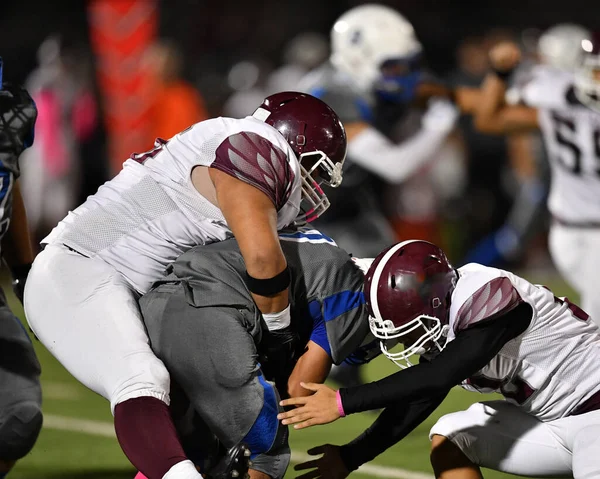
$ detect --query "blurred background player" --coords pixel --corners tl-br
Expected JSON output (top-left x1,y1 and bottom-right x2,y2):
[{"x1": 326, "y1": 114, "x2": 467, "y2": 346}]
[
  {"x1": 300, "y1": 3, "x2": 467, "y2": 260},
  {"x1": 474, "y1": 34, "x2": 600, "y2": 327},
  {"x1": 0, "y1": 81, "x2": 43, "y2": 478},
  {"x1": 464, "y1": 24, "x2": 592, "y2": 267}
]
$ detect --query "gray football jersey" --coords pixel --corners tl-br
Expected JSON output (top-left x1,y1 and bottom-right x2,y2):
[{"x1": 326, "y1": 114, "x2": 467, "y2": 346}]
[{"x1": 158, "y1": 228, "x2": 372, "y2": 365}]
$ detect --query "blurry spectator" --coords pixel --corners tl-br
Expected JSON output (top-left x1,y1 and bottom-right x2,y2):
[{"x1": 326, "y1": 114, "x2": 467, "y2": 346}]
[
  {"x1": 143, "y1": 39, "x2": 209, "y2": 144},
  {"x1": 222, "y1": 58, "x2": 272, "y2": 118},
  {"x1": 266, "y1": 32, "x2": 329, "y2": 93},
  {"x1": 20, "y1": 35, "x2": 100, "y2": 242}
]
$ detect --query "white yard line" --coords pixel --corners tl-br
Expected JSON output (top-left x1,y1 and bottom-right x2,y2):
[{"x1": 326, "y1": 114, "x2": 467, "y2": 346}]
[
  {"x1": 43, "y1": 414, "x2": 434, "y2": 479},
  {"x1": 290, "y1": 451, "x2": 433, "y2": 479},
  {"x1": 42, "y1": 381, "x2": 85, "y2": 401},
  {"x1": 44, "y1": 414, "x2": 115, "y2": 438}
]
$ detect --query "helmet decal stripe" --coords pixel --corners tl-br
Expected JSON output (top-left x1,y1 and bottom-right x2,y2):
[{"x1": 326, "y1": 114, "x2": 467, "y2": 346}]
[
  {"x1": 369, "y1": 239, "x2": 419, "y2": 321},
  {"x1": 252, "y1": 107, "x2": 271, "y2": 122}
]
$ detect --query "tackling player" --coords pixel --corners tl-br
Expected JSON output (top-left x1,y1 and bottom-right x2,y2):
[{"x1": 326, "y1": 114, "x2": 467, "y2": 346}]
[
  {"x1": 277, "y1": 240, "x2": 600, "y2": 479},
  {"x1": 23, "y1": 91, "x2": 347, "y2": 479},
  {"x1": 0, "y1": 83, "x2": 43, "y2": 478},
  {"x1": 472, "y1": 37, "x2": 600, "y2": 327},
  {"x1": 136, "y1": 228, "x2": 377, "y2": 479}
]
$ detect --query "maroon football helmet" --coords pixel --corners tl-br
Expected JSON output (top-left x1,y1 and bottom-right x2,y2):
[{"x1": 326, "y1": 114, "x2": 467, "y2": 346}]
[
  {"x1": 364, "y1": 240, "x2": 458, "y2": 368},
  {"x1": 252, "y1": 91, "x2": 347, "y2": 223},
  {"x1": 575, "y1": 32, "x2": 600, "y2": 110}
]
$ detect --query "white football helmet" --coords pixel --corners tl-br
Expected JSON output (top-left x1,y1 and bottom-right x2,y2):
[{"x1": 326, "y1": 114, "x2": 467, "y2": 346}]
[
  {"x1": 330, "y1": 4, "x2": 422, "y2": 96},
  {"x1": 538, "y1": 23, "x2": 591, "y2": 72}
]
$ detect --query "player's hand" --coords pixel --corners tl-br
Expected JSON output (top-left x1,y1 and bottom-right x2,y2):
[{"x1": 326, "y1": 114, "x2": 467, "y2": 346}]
[
  {"x1": 489, "y1": 42, "x2": 522, "y2": 72},
  {"x1": 422, "y1": 99, "x2": 459, "y2": 133},
  {"x1": 278, "y1": 382, "x2": 340, "y2": 429},
  {"x1": 294, "y1": 444, "x2": 349, "y2": 479},
  {"x1": 0, "y1": 83, "x2": 37, "y2": 155}
]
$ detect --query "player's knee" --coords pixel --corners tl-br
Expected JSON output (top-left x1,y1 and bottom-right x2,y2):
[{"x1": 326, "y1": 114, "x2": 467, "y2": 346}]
[
  {"x1": 430, "y1": 410, "x2": 481, "y2": 471},
  {"x1": 111, "y1": 355, "x2": 171, "y2": 409},
  {"x1": 242, "y1": 375, "x2": 287, "y2": 457},
  {"x1": 0, "y1": 401, "x2": 43, "y2": 461},
  {"x1": 430, "y1": 434, "x2": 477, "y2": 477}
]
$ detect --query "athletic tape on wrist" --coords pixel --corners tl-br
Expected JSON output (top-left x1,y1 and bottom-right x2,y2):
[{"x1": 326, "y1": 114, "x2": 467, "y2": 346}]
[{"x1": 336, "y1": 390, "x2": 346, "y2": 418}]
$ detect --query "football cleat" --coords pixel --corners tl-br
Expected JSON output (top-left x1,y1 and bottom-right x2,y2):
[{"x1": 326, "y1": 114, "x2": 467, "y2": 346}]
[{"x1": 205, "y1": 443, "x2": 252, "y2": 479}]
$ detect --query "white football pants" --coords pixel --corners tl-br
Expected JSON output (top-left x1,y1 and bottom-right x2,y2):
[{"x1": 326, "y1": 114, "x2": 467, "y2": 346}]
[
  {"x1": 430, "y1": 400, "x2": 600, "y2": 478},
  {"x1": 549, "y1": 223, "x2": 600, "y2": 329},
  {"x1": 24, "y1": 243, "x2": 170, "y2": 412}
]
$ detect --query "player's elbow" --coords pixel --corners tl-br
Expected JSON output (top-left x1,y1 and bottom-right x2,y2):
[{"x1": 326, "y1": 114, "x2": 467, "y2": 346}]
[
  {"x1": 287, "y1": 379, "x2": 307, "y2": 399},
  {"x1": 243, "y1": 246, "x2": 287, "y2": 279}
]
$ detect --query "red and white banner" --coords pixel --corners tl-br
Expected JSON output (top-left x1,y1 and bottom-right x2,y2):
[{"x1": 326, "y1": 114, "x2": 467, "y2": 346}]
[{"x1": 87, "y1": 0, "x2": 158, "y2": 174}]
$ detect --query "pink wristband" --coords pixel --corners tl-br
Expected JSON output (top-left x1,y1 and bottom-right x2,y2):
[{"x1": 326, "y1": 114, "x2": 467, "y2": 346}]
[{"x1": 336, "y1": 390, "x2": 346, "y2": 417}]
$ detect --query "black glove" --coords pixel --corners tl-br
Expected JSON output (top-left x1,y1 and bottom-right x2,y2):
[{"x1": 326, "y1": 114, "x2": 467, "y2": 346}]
[
  {"x1": 0, "y1": 83, "x2": 37, "y2": 174},
  {"x1": 10, "y1": 263, "x2": 31, "y2": 304},
  {"x1": 258, "y1": 326, "x2": 303, "y2": 398}
]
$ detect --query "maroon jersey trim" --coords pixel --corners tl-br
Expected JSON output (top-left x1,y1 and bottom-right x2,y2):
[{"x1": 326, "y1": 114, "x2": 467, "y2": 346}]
[
  {"x1": 211, "y1": 131, "x2": 294, "y2": 211},
  {"x1": 455, "y1": 277, "x2": 523, "y2": 333}
]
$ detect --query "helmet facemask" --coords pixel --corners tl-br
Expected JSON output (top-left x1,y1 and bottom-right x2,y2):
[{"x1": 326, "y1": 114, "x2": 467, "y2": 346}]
[
  {"x1": 296, "y1": 150, "x2": 344, "y2": 223},
  {"x1": 369, "y1": 313, "x2": 449, "y2": 369},
  {"x1": 374, "y1": 55, "x2": 422, "y2": 104}
]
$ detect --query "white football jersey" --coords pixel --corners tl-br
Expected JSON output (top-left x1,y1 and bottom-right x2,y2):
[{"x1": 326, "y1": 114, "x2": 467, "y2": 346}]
[
  {"x1": 43, "y1": 116, "x2": 302, "y2": 293},
  {"x1": 518, "y1": 66, "x2": 600, "y2": 223},
  {"x1": 447, "y1": 263, "x2": 600, "y2": 421}
]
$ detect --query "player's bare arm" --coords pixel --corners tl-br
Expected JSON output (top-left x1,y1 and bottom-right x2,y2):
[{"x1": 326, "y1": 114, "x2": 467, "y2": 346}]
[
  {"x1": 452, "y1": 86, "x2": 481, "y2": 114},
  {"x1": 474, "y1": 42, "x2": 539, "y2": 134},
  {"x1": 208, "y1": 167, "x2": 289, "y2": 314},
  {"x1": 416, "y1": 83, "x2": 481, "y2": 114},
  {"x1": 287, "y1": 340, "x2": 332, "y2": 399},
  {"x1": 279, "y1": 298, "x2": 533, "y2": 429}
]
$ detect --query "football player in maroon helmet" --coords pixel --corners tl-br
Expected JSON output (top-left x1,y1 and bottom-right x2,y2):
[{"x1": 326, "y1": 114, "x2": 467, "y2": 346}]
[
  {"x1": 278, "y1": 239, "x2": 600, "y2": 479},
  {"x1": 24, "y1": 91, "x2": 346, "y2": 479}
]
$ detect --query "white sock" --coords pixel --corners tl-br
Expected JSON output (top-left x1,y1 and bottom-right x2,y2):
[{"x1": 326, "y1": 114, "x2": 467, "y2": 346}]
[{"x1": 162, "y1": 460, "x2": 203, "y2": 479}]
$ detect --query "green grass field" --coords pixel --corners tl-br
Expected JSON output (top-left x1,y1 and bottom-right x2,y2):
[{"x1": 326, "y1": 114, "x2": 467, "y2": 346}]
[{"x1": 7, "y1": 272, "x2": 577, "y2": 479}]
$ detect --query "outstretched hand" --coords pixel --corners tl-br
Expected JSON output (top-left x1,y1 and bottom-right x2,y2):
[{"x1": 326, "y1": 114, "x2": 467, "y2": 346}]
[
  {"x1": 278, "y1": 382, "x2": 340, "y2": 429},
  {"x1": 294, "y1": 444, "x2": 350, "y2": 479}
]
